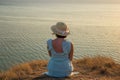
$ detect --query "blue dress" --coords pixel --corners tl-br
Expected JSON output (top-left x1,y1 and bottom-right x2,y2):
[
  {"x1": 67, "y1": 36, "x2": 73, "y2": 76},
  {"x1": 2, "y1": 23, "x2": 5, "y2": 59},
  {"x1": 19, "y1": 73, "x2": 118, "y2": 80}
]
[{"x1": 47, "y1": 39, "x2": 73, "y2": 77}]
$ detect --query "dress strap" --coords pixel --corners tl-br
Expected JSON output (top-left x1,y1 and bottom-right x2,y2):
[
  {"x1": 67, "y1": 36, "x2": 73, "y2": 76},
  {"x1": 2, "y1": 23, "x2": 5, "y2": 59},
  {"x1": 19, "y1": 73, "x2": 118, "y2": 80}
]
[
  {"x1": 47, "y1": 39, "x2": 53, "y2": 51},
  {"x1": 63, "y1": 41, "x2": 71, "y2": 54}
]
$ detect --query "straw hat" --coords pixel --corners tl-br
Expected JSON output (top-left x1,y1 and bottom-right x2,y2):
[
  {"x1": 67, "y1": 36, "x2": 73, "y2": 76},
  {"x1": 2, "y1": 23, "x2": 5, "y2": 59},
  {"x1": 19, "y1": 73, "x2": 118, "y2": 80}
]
[{"x1": 51, "y1": 22, "x2": 70, "y2": 36}]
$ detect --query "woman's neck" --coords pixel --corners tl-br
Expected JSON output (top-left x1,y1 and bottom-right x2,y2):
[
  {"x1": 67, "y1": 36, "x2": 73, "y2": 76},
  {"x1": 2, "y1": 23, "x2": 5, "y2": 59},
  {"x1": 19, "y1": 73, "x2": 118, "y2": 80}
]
[{"x1": 55, "y1": 38, "x2": 65, "y2": 41}]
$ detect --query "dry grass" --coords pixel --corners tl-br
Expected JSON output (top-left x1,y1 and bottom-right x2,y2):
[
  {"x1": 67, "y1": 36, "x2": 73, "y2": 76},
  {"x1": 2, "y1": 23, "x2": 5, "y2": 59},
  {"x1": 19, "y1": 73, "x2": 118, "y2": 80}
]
[
  {"x1": 0, "y1": 56, "x2": 120, "y2": 80},
  {"x1": 73, "y1": 56, "x2": 120, "y2": 80},
  {"x1": 75, "y1": 56, "x2": 120, "y2": 76},
  {"x1": 0, "y1": 60, "x2": 48, "y2": 80}
]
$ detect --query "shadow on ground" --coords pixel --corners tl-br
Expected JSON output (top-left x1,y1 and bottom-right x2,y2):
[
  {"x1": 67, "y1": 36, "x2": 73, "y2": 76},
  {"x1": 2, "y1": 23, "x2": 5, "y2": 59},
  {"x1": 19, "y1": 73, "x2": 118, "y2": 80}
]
[{"x1": 32, "y1": 75, "x2": 70, "y2": 80}]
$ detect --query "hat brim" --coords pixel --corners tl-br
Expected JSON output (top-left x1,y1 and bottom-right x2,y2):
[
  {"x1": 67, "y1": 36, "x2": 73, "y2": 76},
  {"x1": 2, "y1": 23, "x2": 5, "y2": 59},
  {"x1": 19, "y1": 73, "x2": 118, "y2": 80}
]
[{"x1": 51, "y1": 25, "x2": 70, "y2": 36}]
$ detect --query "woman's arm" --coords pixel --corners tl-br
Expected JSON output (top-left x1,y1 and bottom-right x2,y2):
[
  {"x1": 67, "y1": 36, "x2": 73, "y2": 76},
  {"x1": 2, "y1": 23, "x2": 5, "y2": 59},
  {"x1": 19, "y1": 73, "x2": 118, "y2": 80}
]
[
  {"x1": 48, "y1": 51, "x2": 51, "y2": 57},
  {"x1": 69, "y1": 43, "x2": 74, "y2": 61},
  {"x1": 47, "y1": 46, "x2": 51, "y2": 57}
]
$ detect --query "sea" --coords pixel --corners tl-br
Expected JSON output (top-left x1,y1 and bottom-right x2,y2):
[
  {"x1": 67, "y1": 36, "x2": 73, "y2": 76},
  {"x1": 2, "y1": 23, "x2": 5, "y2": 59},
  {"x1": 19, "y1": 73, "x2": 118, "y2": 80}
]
[{"x1": 0, "y1": 3, "x2": 120, "y2": 70}]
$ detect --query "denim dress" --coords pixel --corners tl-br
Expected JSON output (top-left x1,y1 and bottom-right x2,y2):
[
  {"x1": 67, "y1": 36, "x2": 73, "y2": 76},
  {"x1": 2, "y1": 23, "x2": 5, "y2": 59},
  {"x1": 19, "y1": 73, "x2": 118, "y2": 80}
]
[{"x1": 47, "y1": 39, "x2": 73, "y2": 77}]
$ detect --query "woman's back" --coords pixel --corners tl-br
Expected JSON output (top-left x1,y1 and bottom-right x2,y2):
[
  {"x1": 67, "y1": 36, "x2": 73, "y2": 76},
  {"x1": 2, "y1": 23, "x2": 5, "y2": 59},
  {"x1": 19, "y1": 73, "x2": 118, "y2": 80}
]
[
  {"x1": 52, "y1": 38, "x2": 64, "y2": 53},
  {"x1": 47, "y1": 39, "x2": 71, "y2": 58}
]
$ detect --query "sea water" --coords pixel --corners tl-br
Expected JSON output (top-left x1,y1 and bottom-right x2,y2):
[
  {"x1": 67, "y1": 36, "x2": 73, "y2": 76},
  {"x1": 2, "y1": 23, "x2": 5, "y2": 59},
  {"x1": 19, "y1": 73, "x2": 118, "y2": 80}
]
[{"x1": 0, "y1": 3, "x2": 120, "y2": 70}]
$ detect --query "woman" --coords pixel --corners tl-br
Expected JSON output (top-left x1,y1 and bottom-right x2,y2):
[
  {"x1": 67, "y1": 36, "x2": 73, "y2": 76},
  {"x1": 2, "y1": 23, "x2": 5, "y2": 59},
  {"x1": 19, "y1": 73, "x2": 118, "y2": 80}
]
[{"x1": 46, "y1": 22, "x2": 74, "y2": 77}]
